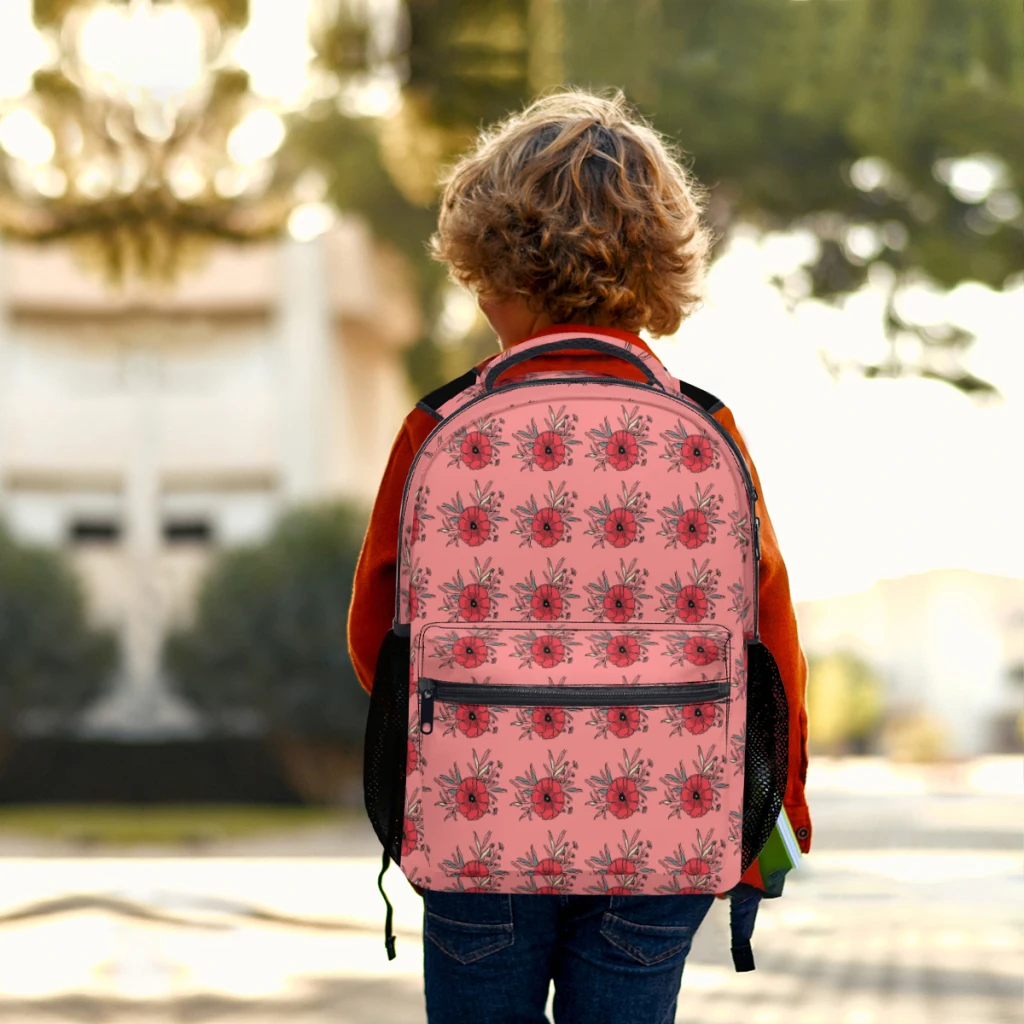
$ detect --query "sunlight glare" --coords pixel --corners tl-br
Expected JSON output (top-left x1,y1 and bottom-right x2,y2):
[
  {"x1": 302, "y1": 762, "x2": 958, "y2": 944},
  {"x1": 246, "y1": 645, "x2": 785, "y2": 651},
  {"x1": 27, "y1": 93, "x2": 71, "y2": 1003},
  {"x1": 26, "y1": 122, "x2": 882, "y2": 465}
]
[
  {"x1": 287, "y1": 202, "x2": 336, "y2": 242},
  {"x1": 0, "y1": 108, "x2": 55, "y2": 164},
  {"x1": 0, "y1": 0, "x2": 52, "y2": 100},
  {"x1": 78, "y1": 3, "x2": 205, "y2": 102},
  {"x1": 227, "y1": 109, "x2": 286, "y2": 165},
  {"x1": 233, "y1": 0, "x2": 316, "y2": 109}
]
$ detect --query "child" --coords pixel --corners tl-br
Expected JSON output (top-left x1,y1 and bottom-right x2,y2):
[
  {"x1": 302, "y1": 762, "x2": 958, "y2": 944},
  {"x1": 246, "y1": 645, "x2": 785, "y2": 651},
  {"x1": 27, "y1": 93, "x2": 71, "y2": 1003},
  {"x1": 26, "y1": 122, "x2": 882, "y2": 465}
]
[{"x1": 349, "y1": 87, "x2": 810, "y2": 1024}]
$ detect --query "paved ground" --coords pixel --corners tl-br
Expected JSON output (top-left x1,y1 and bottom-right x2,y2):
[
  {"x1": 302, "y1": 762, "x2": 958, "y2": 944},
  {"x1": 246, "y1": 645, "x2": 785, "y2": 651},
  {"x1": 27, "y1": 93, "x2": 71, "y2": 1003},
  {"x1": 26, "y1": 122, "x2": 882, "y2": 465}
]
[{"x1": 0, "y1": 758, "x2": 1021, "y2": 1024}]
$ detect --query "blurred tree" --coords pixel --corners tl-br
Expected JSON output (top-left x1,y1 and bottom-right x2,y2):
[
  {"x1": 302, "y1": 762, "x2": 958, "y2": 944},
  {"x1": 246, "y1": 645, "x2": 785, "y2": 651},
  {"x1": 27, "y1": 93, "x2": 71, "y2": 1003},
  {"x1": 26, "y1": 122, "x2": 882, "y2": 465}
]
[
  {"x1": 0, "y1": 525, "x2": 117, "y2": 734},
  {"x1": 806, "y1": 650, "x2": 885, "y2": 755},
  {"x1": 164, "y1": 503, "x2": 369, "y2": 801},
  {"x1": 562, "y1": 0, "x2": 1023, "y2": 398},
  {"x1": 294, "y1": 0, "x2": 1021, "y2": 397}
]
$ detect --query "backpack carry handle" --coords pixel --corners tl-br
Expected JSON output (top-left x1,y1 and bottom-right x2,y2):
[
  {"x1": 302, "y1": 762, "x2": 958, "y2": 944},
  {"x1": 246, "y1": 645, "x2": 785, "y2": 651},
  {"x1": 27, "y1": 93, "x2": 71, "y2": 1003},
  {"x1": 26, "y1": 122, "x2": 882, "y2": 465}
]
[{"x1": 482, "y1": 336, "x2": 667, "y2": 392}]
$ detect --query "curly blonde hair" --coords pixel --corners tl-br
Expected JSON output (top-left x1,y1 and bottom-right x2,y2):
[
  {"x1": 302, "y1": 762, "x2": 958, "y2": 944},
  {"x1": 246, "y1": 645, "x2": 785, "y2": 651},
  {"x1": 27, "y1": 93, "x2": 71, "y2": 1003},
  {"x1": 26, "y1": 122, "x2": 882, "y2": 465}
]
[{"x1": 430, "y1": 88, "x2": 711, "y2": 337}]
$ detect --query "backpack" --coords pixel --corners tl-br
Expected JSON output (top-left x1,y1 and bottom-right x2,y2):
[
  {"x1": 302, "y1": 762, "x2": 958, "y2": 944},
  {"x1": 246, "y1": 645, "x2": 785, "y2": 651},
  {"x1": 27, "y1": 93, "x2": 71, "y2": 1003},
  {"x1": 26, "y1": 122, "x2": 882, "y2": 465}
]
[{"x1": 363, "y1": 332, "x2": 789, "y2": 969}]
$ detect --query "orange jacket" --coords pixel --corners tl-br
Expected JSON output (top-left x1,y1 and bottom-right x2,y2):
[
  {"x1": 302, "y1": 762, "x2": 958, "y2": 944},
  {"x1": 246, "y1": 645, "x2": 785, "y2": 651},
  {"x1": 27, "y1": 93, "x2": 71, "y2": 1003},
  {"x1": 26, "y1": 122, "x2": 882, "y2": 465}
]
[{"x1": 349, "y1": 324, "x2": 812, "y2": 870}]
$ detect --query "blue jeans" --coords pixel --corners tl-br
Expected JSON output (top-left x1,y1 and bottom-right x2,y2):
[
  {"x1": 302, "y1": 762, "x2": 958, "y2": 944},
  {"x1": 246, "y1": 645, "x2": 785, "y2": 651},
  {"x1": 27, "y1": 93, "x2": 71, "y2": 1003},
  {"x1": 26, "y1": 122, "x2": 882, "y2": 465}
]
[{"x1": 422, "y1": 891, "x2": 715, "y2": 1024}]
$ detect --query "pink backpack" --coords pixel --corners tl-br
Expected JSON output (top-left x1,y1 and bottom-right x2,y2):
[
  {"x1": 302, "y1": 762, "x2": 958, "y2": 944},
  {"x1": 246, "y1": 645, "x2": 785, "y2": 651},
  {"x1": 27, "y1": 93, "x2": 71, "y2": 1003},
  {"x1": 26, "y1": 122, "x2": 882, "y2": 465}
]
[{"x1": 364, "y1": 333, "x2": 788, "y2": 968}]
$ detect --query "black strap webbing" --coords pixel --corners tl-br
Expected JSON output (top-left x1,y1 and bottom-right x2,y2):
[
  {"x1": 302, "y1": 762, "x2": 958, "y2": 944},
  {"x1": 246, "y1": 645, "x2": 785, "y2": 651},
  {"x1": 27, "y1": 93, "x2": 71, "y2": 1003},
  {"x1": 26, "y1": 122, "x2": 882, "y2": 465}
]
[
  {"x1": 679, "y1": 379, "x2": 724, "y2": 414},
  {"x1": 417, "y1": 369, "x2": 479, "y2": 421},
  {"x1": 729, "y1": 891, "x2": 761, "y2": 972},
  {"x1": 378, "y1": 848, "x2": 396, "y2": 960}
]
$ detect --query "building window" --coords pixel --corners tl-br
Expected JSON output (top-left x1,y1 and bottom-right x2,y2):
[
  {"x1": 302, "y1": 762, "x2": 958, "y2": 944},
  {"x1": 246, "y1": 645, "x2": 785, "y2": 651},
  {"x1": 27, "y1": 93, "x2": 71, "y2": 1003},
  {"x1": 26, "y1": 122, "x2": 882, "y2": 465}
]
[
  {"x1": 163, "y1": 518, "x2": 214, "y2": 544},
  {"x1": 69, "y1": 518, "x2": 122, "y2": 544}
]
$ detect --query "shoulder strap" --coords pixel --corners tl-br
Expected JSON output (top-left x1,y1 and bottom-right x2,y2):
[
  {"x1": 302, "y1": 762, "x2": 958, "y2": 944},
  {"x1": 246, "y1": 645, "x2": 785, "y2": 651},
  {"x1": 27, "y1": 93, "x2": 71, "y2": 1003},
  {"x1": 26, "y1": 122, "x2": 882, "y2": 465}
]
[
  {"x1": 416, "y1": 369, "x2": 480, "y2": 422},
  {"x1": 679, "y1": 380, "x2": 724, "y2": 415}
]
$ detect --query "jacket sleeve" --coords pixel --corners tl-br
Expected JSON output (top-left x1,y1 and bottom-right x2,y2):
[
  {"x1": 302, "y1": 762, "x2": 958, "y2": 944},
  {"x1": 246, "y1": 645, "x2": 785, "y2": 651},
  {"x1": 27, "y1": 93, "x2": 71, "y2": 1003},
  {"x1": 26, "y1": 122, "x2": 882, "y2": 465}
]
[
  {"x1": 347, "y1": 423, "x2": 417, "y2": 694},
  {"x1": 714, "y1": 406, "x2": 812, "y2": 854}
]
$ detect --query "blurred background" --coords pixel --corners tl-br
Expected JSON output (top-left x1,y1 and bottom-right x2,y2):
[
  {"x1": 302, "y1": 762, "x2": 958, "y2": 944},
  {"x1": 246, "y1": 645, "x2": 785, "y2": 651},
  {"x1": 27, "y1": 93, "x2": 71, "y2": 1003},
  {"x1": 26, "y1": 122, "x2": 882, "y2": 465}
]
[{"x1": 0, "y1": 1, "x2": 1021, "y2": 1021}]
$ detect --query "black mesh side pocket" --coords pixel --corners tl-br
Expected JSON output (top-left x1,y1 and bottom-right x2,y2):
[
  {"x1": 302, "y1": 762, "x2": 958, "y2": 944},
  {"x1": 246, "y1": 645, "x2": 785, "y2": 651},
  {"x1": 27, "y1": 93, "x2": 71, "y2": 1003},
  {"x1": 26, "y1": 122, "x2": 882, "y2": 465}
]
[
  {"x1": 363, "y1": 629, "x2": 411, "y2": 864},
  {"x1": 740, "y1": 640, "x2": 789, "y2": 873}
]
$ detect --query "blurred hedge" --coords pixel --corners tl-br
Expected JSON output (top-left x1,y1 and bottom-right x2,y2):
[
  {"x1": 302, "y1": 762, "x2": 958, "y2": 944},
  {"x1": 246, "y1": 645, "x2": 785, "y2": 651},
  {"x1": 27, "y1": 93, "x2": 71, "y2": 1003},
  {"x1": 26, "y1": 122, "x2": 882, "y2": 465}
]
[
  {"x1": 164, "y1": 503, "x2": 370, "y2": 748},
  {"x1": 0, "y1": 524, "x2": 116, "y2": 734}
]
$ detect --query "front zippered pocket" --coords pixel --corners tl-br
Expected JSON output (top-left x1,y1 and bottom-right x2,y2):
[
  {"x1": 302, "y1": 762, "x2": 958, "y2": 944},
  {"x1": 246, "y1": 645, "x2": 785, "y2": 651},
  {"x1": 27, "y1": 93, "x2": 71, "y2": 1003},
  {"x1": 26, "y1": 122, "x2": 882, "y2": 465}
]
[
  {"x1": 403, "y1": 620, "x2": 743, "y2": 897},
  {"x1": 418, "y1": 678, "x2": 731, "y2": 733}
]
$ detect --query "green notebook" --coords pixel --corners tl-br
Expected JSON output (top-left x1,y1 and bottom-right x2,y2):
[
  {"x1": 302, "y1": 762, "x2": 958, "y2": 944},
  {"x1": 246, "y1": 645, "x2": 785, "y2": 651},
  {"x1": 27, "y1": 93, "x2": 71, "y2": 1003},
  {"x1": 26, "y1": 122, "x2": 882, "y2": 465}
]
[{"x1": 757, "y1": 806, "x2": 803, "y2": 880}]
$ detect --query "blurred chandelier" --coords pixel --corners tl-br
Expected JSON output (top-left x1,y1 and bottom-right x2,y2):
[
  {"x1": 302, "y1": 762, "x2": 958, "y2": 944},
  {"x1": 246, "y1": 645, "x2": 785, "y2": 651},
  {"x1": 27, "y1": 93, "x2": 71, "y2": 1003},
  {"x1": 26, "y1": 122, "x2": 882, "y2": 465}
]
[{"x1": 0, "y1": 0, "x2": 406, "y2": 280}]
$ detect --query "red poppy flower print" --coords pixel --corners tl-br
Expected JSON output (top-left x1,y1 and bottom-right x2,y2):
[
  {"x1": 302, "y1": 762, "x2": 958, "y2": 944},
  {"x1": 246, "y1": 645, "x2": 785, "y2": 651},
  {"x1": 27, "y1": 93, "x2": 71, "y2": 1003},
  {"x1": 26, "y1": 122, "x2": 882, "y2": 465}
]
[
  {"x1": 683, "y1": 857, "x2": 711, "y2": 877},
  {"x1": 681, "y1": 774, "x2": 713, "y2": 817},
  {"x1": 459, "y1": 860, "x2": 489, "y2": 880},
  {"x1": 606, "y1": 777, "x2": 640, "y2": 818},
  {"x1": 531, "y1": 584, "x2": 563, "y2": 620},
  {"x1": 458, "y1": 506, "x2": 491, "y2": 546},
  {"x1": 606, "y1": 430, "x2": 639, "y2": 471},
  {"x1": 458, "y1": 584, "x2": 491, "y2": 622},
  {"x1": 682, "y1": 703, "x2": 717, "y2": 735},
  {"x1": 607, "y1": 707, "x2": 641, "y2": 739},
  {"x1": 604, "y1": 507, "x2": 637, "y2": 548},
  {"x1": 606, "y1": 635, "x2": 640, "y2": 667},
  {"x1": 603, "y1": 585, "x2": 636, "y2": 623},
  {"x1": 684, "y1": 636, "x2": 718, "y2": 666},
  {"x1": 401, "y1": 816, "x2": 418, "y2": 857},
  {"x1": 453, "y1": 636, "x2": 488, "y2": 669},
  {"x1": 678, "y1": 509, "x2": 709, "y2": 549},
  {"x1": 407, "y1": 738, "x2": 418, "y2": 774},
  {"x1": 532, "y1": 507, "x2": 565, "y2": 548},
  {"x1": 531, "y1": 777, "x2": 566, "y2": 819},
  {"x1": 531, "y1": 635, "x2": 565, "y2": 668},
  {"x1": 607, "y1": 858, "x2": 636, "y2": 876},
  {"x1": 675, "y1": 586, "x2": 708, "y2": 623},
  {"x1": 606, "y1": 886, "x2": 633, "y2": 895},
  {"x1": 411, "y1": 511, "x2": 421, "y2": 544},
  {"x1": 457, "y1": 777, "x2": 489, "y2": 820},
  {"x1": 536, "y1": 886, "x2": 560, "y2": 894},
  {"x1": 461, "y1": 431, "x2": 492, "y2": 470},
  {"x1": 456, "y1": 705, "x2": 490, "y2": 738},
  {"x1": 681, "y1": 434, "x2": 713, "y2": 472},
  {"x1": 408, "y1": 586, "x2": 420, "y2": 619},
  {"x1": 533, "y1": 431, "x2": 565, "y2": 471},
  {"x1": 534, "y1": 858, "x2": 563, "y2": 877},
  {"x1": 676, "y1": 886, "x2": 705, "y2": 895},
  {"x1": 531, "y1": 707, "x2": 566, "y2": 740}
]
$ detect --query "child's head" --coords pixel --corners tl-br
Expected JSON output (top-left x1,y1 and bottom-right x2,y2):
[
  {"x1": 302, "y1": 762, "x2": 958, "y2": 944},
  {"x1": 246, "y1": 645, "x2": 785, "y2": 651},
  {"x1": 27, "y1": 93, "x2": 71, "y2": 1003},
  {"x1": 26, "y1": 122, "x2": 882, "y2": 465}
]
[{"x1": 431, "y1": 87, "x2": 711, "y2": 342}]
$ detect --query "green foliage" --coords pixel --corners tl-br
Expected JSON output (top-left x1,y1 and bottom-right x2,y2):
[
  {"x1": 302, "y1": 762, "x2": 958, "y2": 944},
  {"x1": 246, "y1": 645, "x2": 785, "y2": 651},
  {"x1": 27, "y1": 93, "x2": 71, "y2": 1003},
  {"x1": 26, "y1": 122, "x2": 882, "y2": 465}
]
[
  {"x1": 164, "y1": 504, "x2": 370, "y2": 744},
  {"x1": 293, "y1": 0, "x2": 1021, "y2": 397},
  {"x1": 0, "y1": 525, "x2": 116, "y2": 731},
  {"x1": 564, "y1": 0, "x2": 1023, "y2": 293},
  {"x1": 806, "y1": 650, "x2": 885, "y2": 755}
]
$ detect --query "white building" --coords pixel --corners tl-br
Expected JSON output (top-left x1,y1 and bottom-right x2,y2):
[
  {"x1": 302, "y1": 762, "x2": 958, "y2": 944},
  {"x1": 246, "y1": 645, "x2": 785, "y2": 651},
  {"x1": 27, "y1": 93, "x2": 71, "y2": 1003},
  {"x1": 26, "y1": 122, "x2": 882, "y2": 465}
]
[
  {"x1": 795, "y1": 569, "x2": 1024, "y2": 757},
  {"x1": 0, "y1": 221, "x2": 418, "y2": 737}
]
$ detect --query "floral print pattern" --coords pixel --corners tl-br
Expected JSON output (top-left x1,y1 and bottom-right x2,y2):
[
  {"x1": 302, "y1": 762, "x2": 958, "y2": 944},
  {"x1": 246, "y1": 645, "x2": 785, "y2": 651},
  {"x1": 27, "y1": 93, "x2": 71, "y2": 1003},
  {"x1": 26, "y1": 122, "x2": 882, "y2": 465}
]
[
  {"x1": 397, "y1": 346, "x2": 758, "y2": 895},
  {"x1": 513, "y1": 829, "x2": 579, "y2": 892},
  {"x1": 510, "y1": 481, "x2": 579, "y2": 548},
  {"x1": 511, "y1": 558, "x2": 579, "y2": 621},
  {"x1": 510, "y1": 749, "x2": 581, "y2": 821},
  {"x1": 444, "y1": 415, "x2": 508, "y2": 470},
  {"x1": 583, "y1": 558, "x2": 650, "y2": 623},
  {"x1": 584, "y1": 481, "x2": 652, "y2": 549},
  {"x1": 440, "y1": 830, "x2": 507, "y2": 891},
  {"x1": 437, "y1": 481, "x2": 506, "y2": 548},
  {"x1": 513, "y1": 405, "x2": 581, "y2": 472},
  {"x1": 657, "y1": 483, "x2": 725, "y2": 550},
  {"x1": 585, "y1": 405, "x2": 655, "y2": 472}
]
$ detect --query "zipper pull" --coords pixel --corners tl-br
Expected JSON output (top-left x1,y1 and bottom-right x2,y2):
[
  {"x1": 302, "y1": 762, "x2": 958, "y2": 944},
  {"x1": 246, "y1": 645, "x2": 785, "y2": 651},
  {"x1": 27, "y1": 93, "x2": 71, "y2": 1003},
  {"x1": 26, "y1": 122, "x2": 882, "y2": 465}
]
[
  {"x1": 419, "y1": 679, "x2": 435, "y2": 734},
  {"x1": 753, "y1": 516, "x2": 761, "y2": 562}
]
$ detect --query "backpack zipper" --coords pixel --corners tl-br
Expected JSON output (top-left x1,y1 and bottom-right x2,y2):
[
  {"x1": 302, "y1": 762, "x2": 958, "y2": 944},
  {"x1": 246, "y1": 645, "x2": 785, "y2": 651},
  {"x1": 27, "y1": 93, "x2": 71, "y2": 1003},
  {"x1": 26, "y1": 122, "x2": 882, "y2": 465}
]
[{"x1": 418, "y1": 678, "x2": 730, "y2": 733}]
